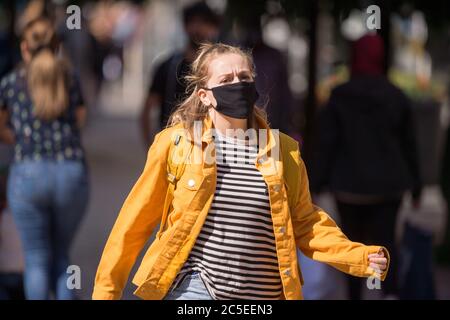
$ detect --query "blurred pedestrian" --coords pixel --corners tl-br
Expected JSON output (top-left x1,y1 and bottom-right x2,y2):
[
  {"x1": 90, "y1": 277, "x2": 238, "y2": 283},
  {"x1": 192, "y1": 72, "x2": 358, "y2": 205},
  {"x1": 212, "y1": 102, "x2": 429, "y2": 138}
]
[
  {"x1": 140, "y1": 1, "x2": 221, "y2": 147},
  {"x1": 93, "y1": 43, "x2": 389, "y2": 300},
  {"x1": 310, "y1": 34, "x2": 422, "y2": 300},
  {"x1": 0, "y1": 17, "x2": 89, "y2": 300}
]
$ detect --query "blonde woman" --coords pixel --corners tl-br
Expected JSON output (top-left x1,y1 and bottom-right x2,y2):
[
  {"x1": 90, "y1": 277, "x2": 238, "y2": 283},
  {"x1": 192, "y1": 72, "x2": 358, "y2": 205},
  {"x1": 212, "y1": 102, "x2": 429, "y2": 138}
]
[
  {"x1": 93, "y1": 43, "x2": 388, "y2": 300},
  {"x1": 0, "y1": 17, "x2": 88, "y2": 299}
]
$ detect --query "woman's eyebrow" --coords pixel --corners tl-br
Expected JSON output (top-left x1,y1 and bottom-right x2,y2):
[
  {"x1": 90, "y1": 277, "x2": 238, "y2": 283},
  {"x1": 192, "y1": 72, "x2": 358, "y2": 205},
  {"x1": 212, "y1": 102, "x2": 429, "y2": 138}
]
[
  {"x1": 218, "y1": 70, "x2": 252, "y2": 79},
  {"x1": 238, "y1": 70, "x2": 252, "y2": 76}
]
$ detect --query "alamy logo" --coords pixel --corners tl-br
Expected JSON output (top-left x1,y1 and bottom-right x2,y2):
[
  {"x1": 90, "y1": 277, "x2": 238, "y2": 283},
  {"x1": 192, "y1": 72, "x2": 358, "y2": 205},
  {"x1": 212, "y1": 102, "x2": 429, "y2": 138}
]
[
  {"x1": 169, "y1": 121, "x2": 280, "y2": 174},
  {"x1": 366, "y1": 5, "x2": 381, "y2": 30},
  {"x1": 66, "y1": 5, "x2": 81, "y2": 30},
  {"x1": 366, "y1": 264, "x2": 382, "y2": 290},
  {"x1": 66, "y1": 265, "x2": 81, "y2": 290}
]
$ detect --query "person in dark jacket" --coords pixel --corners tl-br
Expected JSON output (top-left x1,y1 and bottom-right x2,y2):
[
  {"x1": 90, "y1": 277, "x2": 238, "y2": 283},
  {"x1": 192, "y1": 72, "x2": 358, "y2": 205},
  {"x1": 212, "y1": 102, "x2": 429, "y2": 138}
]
[
  {"x1": 140, "y1": 1, "x2": 221, "y2": 148},
  {"x1": 310, "y1": 34, "x2": 422, "y2": 300}
]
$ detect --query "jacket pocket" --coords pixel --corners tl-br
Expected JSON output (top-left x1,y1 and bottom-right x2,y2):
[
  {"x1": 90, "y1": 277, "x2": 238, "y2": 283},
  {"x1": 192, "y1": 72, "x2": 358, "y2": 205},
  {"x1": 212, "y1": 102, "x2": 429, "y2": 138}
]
[
  {"x1": 158, "y1": 171, "x2": 203, "y2": 238},
  {"x1": 172, "y1": 171, "x2": 204, "y2": 213}
]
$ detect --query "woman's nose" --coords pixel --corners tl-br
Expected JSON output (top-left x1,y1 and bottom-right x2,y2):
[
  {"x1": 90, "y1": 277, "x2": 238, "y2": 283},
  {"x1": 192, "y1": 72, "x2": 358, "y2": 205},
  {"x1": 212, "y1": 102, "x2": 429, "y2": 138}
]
[{"x1": 231, "y1": 76, "x2": 240, "y2": 84}]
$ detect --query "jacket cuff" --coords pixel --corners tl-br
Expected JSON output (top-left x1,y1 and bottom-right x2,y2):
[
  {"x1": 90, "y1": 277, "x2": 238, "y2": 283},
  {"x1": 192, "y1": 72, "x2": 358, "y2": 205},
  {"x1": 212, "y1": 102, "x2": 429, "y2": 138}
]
[{"x1": 364, "y1": 245, "x2": 390, "y2": 281}]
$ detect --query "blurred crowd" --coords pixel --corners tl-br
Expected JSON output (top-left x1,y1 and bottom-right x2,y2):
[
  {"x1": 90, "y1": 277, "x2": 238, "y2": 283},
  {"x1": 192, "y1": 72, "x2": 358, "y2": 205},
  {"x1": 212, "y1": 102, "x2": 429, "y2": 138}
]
[{"x1": 0, "y1": 0, "x2": 450, "y2": 300}]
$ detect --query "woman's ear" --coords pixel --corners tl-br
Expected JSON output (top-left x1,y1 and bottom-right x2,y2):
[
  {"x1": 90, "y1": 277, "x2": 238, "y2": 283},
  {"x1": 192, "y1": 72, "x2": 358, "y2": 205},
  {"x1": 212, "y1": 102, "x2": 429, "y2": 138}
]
[{"x1": 197, "y1": 88, "x2": 211, "y2": 106}]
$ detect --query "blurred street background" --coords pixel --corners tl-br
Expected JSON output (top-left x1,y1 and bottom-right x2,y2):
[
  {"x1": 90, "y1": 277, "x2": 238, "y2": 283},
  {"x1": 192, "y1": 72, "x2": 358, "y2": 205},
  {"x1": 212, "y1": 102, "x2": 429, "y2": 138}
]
[{"x1": 1, "y1": 0, "x2": 450, "y2": 300}]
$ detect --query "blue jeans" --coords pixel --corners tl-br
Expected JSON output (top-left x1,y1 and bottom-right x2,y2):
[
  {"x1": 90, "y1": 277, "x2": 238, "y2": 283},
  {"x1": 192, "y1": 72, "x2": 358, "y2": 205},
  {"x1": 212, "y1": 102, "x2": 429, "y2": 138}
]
[
  {"x1": 7, "y1": 160, "x2": 89, "y2": 300},
  {"x1": 163, "y1": 271, "x2": 213, "y2": 300}
]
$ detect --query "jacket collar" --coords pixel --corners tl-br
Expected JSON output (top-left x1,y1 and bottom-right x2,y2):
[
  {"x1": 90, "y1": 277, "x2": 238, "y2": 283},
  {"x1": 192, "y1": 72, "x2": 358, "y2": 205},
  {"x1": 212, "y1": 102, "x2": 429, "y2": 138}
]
[
  {"x1": 182, "y1": 113, "x2": 282, "y2": 178},
  {"x1": 184, "y1": 113, "x2": 276, "y2": 151}
]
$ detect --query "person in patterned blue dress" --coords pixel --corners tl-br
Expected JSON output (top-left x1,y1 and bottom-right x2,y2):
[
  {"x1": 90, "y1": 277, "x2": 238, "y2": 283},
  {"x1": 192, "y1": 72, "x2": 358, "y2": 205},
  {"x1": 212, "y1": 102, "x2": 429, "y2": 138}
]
[{"x1": 0, "y1": 17, "x2": 89, "y2": 300}]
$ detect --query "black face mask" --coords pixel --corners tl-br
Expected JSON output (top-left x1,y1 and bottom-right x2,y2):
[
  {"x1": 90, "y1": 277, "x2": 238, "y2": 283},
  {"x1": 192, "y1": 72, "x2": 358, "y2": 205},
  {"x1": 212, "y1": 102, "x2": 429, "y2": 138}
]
[{"x1": 204, "y1": 81, "x2": 259, "y2": 119}]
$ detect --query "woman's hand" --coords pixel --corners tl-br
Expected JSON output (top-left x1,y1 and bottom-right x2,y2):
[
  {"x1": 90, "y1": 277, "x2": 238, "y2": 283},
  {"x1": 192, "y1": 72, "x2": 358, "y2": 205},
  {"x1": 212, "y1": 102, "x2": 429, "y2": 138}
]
[{"x1": 368, "y1": 248, "x2": 387, "y2": 274}]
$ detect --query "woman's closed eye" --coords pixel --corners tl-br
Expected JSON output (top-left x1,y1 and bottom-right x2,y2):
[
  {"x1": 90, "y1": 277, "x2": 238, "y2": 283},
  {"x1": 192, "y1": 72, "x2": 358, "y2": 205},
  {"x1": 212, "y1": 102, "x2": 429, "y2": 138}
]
[
  {"x1": 220, "y1": 77, "x2": 232, "y2": 84},
  {"x1": 239, "y1": 74, "x2": 252, "y2": 82}
]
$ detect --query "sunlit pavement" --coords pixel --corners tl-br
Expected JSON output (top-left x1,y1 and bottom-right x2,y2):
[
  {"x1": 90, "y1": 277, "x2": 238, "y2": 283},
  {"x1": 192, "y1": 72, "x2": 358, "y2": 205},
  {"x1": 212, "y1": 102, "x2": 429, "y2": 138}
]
[{"x1": 72, "y1": 113, "x2": 148, "y2": 299}]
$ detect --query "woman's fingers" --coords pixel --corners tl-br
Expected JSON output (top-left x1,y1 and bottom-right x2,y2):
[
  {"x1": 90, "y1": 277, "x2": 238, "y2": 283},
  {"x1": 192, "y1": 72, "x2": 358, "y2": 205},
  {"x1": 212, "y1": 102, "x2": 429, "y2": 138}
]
[
  {"x1": 369, "y1": 257, "x2": 387, "y2": 264},
  {"x1": 369, "y1": 262, "x2": 387, "y2": 271},
  {"x1": 368, "y1": 251, "x2": 385, "y2": 258},
  {"x1": 368, "y1": 250, "x2": 388, "y2": 274}
]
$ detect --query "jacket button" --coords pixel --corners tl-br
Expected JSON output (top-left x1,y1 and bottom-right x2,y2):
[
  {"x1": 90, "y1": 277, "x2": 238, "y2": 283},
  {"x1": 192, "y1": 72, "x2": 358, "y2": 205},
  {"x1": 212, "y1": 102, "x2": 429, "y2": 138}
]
[
  {"x1": 284, "y1": 269, "x2": 291, "y2": 276},
  {"x1": 257, "y1": 158, "x2": 265, "y2": 165},
  {"x1": 279, "y1": 226, "x2": 286, "y2": 234},
  {"x1": 272, "y1": 184, "x2": 281, "y2": 192},
  {"x1": 187, "y1": 179, "x2": 196, "y2": 187}
]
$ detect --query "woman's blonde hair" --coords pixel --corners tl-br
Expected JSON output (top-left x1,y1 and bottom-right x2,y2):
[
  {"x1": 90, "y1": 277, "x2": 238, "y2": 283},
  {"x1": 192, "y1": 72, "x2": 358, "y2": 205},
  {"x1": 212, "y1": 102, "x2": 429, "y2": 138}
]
[
  {"x1": 23, "y1": 17, "x2": 70, "y2": 121},
  {"x1": 167, "y1": 42, "x2": 268, "y2": 129}
]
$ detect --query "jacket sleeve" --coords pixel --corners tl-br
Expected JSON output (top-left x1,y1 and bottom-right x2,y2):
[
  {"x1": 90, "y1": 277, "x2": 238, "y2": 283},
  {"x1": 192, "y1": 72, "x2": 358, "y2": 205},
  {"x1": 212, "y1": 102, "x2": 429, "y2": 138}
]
[
  {"x1": 291, "y1": 149, "x2": 390, "y2": 280},
  {"x1": 92, "y1": 131, "x2": 170, "y2": 299}
]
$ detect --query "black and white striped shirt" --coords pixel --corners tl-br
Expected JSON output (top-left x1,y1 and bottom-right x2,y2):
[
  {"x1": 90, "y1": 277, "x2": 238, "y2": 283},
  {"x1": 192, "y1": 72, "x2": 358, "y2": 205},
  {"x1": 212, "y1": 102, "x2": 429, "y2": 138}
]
[{"x1": 172, "y1": 130, "x2": 283, "y2": 300}]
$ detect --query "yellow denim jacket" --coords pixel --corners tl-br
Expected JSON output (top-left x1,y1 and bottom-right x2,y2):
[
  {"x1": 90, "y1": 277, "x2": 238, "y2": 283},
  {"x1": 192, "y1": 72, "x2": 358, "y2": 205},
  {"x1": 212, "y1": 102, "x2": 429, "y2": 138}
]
[{"x1": 92, "y1": 113, "x2": 389, "y2": 300}]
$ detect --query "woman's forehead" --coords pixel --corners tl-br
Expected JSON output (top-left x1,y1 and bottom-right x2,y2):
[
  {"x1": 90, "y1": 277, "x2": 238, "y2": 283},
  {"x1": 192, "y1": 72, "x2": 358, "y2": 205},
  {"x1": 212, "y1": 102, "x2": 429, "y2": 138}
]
[{"x1": 209, "y1": 53, "x2": 250, "y2": 76}]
